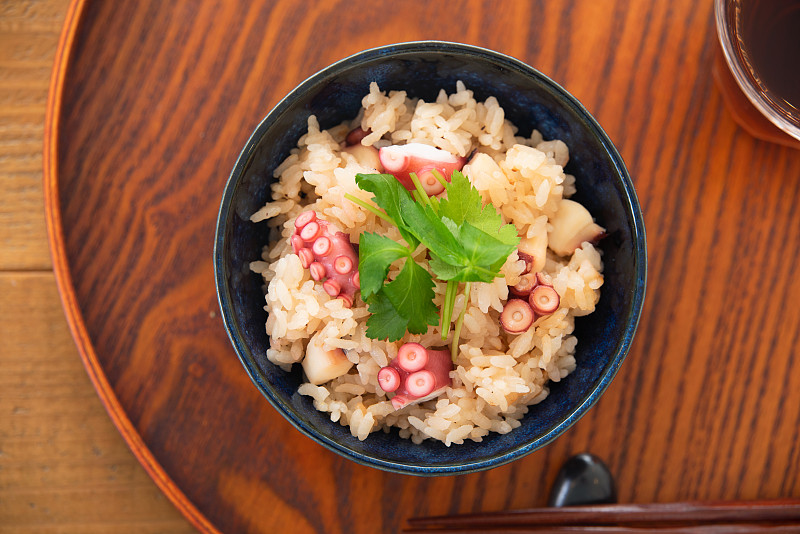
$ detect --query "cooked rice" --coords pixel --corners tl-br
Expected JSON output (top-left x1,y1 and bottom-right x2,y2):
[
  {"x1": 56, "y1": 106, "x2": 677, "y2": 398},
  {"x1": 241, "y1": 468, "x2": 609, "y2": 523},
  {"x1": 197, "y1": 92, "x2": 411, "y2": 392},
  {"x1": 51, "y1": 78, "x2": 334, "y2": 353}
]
[{"x1": 251, "y1": 81, "x2": 603, "y2": 445}]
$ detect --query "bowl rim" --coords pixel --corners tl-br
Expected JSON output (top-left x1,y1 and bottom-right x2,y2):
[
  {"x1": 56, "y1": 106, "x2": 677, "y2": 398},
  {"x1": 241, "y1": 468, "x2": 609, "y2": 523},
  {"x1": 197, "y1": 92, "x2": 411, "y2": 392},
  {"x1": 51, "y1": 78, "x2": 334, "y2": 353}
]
[{"x1": 214, "y1": 40, "x2": 647, "y2": 475}]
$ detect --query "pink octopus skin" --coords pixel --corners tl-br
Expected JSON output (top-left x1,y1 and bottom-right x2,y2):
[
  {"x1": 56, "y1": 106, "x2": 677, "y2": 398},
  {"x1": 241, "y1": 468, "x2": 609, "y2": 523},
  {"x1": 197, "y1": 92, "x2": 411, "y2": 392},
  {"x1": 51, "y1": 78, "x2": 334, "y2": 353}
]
[
  {"x1": 501, "y1": 272, "x2": 561, "y2": 334},
  {"x1": 377, "y1": 342, "x2": 453, "y2": 410},
  {"x1": 378, "y1": 143, "x2": 467, "y2": 196},
  {"x1": 291, "y1": 210, "x2": 360, "y2": 308}
]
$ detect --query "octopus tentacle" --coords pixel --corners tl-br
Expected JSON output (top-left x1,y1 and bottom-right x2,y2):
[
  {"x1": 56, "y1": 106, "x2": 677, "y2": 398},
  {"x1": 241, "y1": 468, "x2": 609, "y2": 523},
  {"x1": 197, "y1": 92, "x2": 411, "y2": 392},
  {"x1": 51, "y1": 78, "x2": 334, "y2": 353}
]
[
  {"x1": 378, "y1": 343, "x2": 453, "y2": 410},
  {"x1": 292, "y1": 211, "x2": 359, "y2": 307}
]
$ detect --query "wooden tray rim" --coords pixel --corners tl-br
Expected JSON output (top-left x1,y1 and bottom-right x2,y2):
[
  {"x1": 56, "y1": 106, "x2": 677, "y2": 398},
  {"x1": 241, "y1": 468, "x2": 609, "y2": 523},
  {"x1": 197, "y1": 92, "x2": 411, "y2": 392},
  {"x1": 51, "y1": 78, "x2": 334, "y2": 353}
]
[
  {"x1": 40, "y1": 3, "x2": 800, "y2": 530},
  {"x1": 42, "y1": 1, "x2": 219, "y2": 532}
]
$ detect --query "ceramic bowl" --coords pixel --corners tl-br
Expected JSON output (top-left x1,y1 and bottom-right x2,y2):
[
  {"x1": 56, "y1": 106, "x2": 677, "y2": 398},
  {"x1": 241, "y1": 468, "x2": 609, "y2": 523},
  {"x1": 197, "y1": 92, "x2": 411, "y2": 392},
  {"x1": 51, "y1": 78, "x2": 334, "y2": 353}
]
[{"x1": 214, "y1": 41, "x2": 646, "y2": 475}]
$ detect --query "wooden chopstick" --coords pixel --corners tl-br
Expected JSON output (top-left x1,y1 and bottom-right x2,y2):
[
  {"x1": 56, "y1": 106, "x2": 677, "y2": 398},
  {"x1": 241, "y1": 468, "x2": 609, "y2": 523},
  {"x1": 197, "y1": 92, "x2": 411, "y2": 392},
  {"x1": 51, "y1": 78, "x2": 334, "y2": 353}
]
[
  {"x1": 403, "y1": 525, "x2": 800, "y2": 533},
  {"x1": 405, "y1": 500, "x2": 800, "y2": 531}
]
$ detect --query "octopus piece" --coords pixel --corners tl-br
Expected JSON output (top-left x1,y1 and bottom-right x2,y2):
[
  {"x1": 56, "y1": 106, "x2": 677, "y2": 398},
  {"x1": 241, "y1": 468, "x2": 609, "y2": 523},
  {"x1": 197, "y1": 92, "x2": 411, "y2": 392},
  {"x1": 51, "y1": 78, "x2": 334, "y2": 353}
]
[
  {"x1": 378, "y1": 143, "x2": 467, "y2": 196},
  {"x1": 516, "y1": 251, "x2": 535, "y2": 274},
  {"x1": 509, "y1": 271, "x2": 537, "y2": 297},
  {"x1": 291, "y1": 210, "x2": 360, "y2": 307},
  {"x1": 501, "y1": 272, "x2": 561, "y2": 334},
  {"x1": 341, "y1": 143, "x2": 383, "y2": 172},
  {"x1": 518, "y1": 231, "x2": 548, "y2": 273},
  {"x1": 302, "y1": 332, "x2": 354, "y2": 385},
  {"x1": 341, "y1": 127, "x2": 383, "y2": 171},
  {"x1": 500, "y1": 299, "x2": 535, "y2": 333},
  {"x1": 377, "y1": 343, "x2": 453, "y2": 410},
  {"x1": 548, "y1": 199, "x2": 606, "y2": 257},
  {"x1": 529, "y1": 282, "x2": 560, "y2": 315},
  {"x1": 509, "y1": 254, "x2": 546, "y2": 297}
]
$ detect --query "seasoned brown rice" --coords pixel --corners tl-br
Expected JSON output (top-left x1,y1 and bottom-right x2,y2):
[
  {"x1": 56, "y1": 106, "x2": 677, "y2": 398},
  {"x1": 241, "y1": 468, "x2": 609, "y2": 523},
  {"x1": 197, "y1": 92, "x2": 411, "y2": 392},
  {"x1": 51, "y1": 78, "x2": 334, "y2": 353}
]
[{"x1": 251, "y1": 82, "x2": 603, "y2": 445}]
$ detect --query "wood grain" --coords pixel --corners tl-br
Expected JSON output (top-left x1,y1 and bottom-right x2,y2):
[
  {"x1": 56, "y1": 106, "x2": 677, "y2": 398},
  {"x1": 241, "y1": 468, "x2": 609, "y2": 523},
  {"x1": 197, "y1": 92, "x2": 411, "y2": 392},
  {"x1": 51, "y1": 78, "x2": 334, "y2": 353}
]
[
  {"x1": 0, "y1": 273, "x2": 194, "y2": 533},
  {"x1": 0, "y1": 0, "x2": 195, "y2": 531},
  {"x1": 0, "y1": 0, "x2": 66, "y2": 270},
  {"x1": 43, "y1": 0, "x2": 800, "y2": 533}
]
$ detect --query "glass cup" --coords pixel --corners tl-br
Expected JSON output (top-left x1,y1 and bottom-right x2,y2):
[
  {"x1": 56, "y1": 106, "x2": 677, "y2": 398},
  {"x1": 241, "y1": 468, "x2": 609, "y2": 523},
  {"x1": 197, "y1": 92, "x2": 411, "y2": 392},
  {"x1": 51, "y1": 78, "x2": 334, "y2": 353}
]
[{"x1": 714, "y1": 0, "x2": 800, "y2": 143}]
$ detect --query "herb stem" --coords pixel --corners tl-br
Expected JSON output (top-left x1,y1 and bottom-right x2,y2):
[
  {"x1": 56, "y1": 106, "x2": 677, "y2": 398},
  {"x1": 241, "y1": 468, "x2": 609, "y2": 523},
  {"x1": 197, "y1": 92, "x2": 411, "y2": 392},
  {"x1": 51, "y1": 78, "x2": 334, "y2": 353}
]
[
  {"x1": 440, "y1": 280, "x2": 459, "y2": 340},
  {"x1": 409, "y1": 172, "x2": 433, "y2": 209},
  {"x1": 344, "y1": 193, "x2": 396, "y2": 225},
  {"x1": 431, "y1": 168, "x2": 448, "y2": 188},
  {"x1": 450, "y1": 282, "x2": 471, "y2": 362},
  {"x1": 439, "y1": 292, "x2": 447, "y2": 338}
]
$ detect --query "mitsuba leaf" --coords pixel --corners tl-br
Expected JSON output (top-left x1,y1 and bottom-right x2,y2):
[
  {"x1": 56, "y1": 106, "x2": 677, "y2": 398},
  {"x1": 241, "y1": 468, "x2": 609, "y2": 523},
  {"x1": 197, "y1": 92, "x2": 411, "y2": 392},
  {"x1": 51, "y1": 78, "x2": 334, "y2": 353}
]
[
  {"x1": 355, "y1": 173, "x2": 419, "y2": 248},
  {"x1": 439, "y1": 170, "x2": 520, "y2": 248},
  {"x1": 358, "y1": 232, "x2": 410, "y2": 298},
  {"x1": 428, "y1": 223, "x2": 516, "y2": 283},
  {"x1": 428, "y1": 254, "x2": 466, "y2": 281},
  {"x1": 463, "y1": 201, "x2": 519, "y2": 247},
  {"x1": 355, "y1": 166, "x2": 521, "y2": 344},
  {"x1": 457, "y1": 221, "x2": 518, "y2": 271},
  {"x1": 494, "y1": 222, "x2": 520, "y2": 247},
  {"x1": 382, "y1": 259, "x2": 439, "y2": 334},
  {"x1": 398, "y1": 195, "x2": 466, "y2": 266},
  {"x1": 364, "y1": 291, "x2": 409, "y2": 342},
  {"x1": 437, "y1": 171, "x2": 483, "y2": 226}
]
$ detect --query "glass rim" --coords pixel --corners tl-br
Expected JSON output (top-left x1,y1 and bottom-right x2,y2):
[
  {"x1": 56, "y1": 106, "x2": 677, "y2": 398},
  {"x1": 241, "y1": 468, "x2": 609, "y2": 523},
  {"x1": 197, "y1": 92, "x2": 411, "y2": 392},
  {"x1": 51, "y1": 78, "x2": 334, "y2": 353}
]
[{"x1": 714, "y1": 0, "x2": 800, "y2": 141}]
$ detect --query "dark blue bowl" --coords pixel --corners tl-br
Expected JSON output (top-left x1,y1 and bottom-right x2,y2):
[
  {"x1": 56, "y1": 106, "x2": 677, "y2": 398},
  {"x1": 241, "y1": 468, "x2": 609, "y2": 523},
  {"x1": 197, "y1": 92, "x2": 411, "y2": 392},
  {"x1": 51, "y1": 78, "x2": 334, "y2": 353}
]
[{"x1": 214, "y1": 41, "x2": 646, "y2": 475}]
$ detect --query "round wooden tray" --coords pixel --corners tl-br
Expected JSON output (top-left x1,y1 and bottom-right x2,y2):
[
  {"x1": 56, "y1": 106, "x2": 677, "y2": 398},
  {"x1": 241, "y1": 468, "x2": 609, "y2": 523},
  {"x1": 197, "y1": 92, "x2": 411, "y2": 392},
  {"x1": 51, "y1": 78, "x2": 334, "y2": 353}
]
[{"x1": 44, "y1": 1, "x2": 800, "y2": 532}]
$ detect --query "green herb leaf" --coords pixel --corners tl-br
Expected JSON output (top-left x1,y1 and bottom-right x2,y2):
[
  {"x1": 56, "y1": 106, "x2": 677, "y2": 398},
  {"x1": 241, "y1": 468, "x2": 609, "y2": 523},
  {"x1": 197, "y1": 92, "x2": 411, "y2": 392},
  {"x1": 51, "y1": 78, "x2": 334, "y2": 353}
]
[
  {"x1": 469, "y1": 209, "x2": 519, "y2": 248},
  {"x1": 355, "y1": 166, "x2": 521, "y2": 353},
  {"x1": 364, "y1": 291, "x2": 409, "y2": 342},
  {"x1": 437, "y1": 171, "x2": 483, "y2": 226},
  {"x1": 457, "y1": 221, "x2": 518, "y2": 275},
  {"x1": 428, "y1": 254, "x2": 464, "y2": 280},
  {"x1": 399, "y1": 195, "x2": 467, "y2": 266},
  {"x1": 440, "y1": 170, "x2": 519, "y2": 248},
  {"x1": 355, "y1": 173, "x2": 419, "y2": 248},
  {"x1": 424, "y1": 223, "x2": 516, "y2": 283},
  {"x1": 362, "y1": 259, "x2": 439, "y2": 341},
  {"x1": 429, "y1": 255, "x2": 496, "y2": 283},
  {"x1": 358, "y1": 232, "x2": 410, "y2": 298},
  {"x1": 495, "y1": 223, "x2": 521, "y2": 247},
  {"x1": 382, "y1": 259, "x2": 439, "y2": 335}
]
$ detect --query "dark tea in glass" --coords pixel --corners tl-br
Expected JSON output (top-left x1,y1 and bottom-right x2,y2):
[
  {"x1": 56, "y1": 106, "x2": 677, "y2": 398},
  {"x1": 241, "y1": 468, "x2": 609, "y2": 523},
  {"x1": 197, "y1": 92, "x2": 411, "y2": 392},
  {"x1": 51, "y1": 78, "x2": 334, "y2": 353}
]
[{"x1": 716, "y1": 0, "x2": 800, "y2": 140}]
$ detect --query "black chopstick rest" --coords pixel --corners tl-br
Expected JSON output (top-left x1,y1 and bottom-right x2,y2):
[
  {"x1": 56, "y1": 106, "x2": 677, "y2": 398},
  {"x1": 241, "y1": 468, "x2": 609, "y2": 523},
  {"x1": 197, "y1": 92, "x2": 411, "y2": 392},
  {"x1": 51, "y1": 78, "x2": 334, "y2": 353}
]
[{"x1": 548, "y1": 453, "x2": 617, "y2": 507}]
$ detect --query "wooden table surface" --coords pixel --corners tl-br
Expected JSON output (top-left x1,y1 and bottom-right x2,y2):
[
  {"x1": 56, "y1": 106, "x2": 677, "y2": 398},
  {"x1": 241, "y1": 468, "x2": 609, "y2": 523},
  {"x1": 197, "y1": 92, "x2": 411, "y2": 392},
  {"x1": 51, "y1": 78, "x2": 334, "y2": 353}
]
[
  {"x1": 4, "y1": 0, "x2": 800, "y2": 533},
  {"x1": 1, "y1": 1, "x2": 194, "y2": 531}
]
